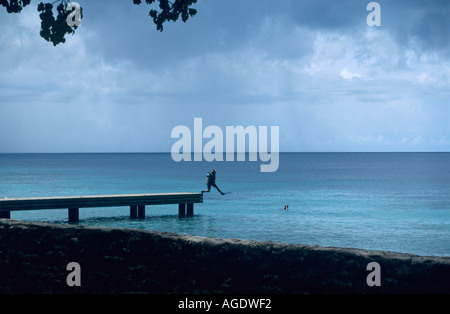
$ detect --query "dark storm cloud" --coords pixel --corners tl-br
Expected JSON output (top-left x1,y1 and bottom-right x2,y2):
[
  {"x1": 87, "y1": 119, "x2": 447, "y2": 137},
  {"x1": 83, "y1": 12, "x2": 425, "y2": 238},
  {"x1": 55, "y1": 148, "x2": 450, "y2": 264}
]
[
  {"x1": 0, "y1": 0, "x2": 449, "y2": 152},
  {"x1": 379, "y1": 0, "x2": 450, "y2": 54},
  {"x1": 75, "y1": 1, "x2": 450, "y2": 71}
]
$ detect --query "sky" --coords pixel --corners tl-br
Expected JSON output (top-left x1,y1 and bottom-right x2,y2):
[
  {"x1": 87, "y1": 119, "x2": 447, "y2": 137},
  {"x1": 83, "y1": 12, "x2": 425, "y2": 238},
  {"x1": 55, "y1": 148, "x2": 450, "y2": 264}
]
[{"x1": 0, "y1": 0, "x2": 449, "y2": 153}]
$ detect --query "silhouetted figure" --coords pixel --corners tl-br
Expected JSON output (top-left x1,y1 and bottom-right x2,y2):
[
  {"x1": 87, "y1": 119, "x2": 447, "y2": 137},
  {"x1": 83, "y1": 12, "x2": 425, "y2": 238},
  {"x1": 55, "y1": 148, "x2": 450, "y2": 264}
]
[{"x1": 201, "y1": 169, "x2": 225, "y2": 195}]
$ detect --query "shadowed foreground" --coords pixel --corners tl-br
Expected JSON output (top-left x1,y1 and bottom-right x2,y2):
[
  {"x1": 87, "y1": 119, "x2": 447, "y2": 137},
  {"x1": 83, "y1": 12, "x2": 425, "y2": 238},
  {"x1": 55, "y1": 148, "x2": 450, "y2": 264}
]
[{"x1": 0, "y1": 219, "x2": 448, "y2": 294}]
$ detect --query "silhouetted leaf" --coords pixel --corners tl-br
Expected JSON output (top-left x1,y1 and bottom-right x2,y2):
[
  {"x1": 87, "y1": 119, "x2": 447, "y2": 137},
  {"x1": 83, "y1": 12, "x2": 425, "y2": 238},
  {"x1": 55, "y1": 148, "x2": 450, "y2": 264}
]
[
  {"x1": 136, "y1": 0, "x2": 198, "y2": 32},
  {"x1": 37, "y1": 1, "x2": 83, "y2": 46},
  {"x1": 1, "y1": 0, "x2": 31, "y2": 13},
  {"x1": 2, "y1": 0, "x2": 198, "y2": 45}
]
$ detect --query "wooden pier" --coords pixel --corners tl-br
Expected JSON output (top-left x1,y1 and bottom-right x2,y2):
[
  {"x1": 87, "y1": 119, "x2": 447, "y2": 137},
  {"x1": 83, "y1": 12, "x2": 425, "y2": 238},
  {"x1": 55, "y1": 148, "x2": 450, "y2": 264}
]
[{"x1": 0, "y1": 193, "x2": 203, "y2": 222}]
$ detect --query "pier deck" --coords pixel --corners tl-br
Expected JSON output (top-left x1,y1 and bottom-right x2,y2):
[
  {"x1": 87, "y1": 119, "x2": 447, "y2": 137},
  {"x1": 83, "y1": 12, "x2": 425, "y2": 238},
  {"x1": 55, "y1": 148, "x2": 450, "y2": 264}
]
[{"x1": 0, "y1": 193, "x2": 203, "y2": 222}]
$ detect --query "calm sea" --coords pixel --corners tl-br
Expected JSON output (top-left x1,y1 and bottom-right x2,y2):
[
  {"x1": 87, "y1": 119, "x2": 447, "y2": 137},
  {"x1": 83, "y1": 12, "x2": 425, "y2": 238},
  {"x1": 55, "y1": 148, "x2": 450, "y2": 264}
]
[{"x1": 1, "y1": 153, "x2": 449, "y2": 256}]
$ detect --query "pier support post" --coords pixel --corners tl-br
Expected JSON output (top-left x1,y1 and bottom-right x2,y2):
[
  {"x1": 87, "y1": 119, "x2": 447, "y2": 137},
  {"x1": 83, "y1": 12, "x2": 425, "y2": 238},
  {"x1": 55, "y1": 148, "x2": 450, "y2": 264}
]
[
  {"x1": 68, "y1": 208, "x2": 79, "y2": 223},
  {"x1": 178, "y1": 203, "x2": 186, "y2": 217},
  {"x1": 0, "y1": 211, "x2": 10, "y2": 219},
  {"x1": 187, "y1": 203, "x2": 194, "y2": 216},
  {"x1": 130, "y1": 205, "x2": 137, "y2": 219},
  {"x1": 138, "y1": 205, "x2": 145, "y2": 219}
]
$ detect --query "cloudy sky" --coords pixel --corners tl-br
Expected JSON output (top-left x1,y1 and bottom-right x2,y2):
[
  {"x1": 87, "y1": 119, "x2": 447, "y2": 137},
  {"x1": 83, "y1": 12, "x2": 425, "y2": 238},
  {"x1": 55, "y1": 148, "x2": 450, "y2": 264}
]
[{"x1": 1, "y1": 0, "x2": 449, "y2": 153}]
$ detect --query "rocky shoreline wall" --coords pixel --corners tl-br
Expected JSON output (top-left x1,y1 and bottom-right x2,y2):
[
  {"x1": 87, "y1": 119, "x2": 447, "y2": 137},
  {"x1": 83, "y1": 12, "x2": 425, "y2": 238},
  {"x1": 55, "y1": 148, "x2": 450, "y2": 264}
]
[{"x1": 0, "y1": 219, "x2": 449, "y2": 294}]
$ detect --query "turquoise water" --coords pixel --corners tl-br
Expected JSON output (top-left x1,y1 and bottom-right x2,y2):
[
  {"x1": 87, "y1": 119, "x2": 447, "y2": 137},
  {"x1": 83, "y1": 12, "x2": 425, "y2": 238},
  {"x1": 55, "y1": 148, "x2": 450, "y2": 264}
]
[{"x1": 1, "y1": 153, "x2": 449, "y2": 256}]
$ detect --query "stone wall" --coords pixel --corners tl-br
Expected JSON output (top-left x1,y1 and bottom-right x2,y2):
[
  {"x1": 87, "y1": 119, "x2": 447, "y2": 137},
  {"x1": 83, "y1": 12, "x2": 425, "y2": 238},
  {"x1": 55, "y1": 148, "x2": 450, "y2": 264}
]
[{"x1": 0, "y1": 219, "x2": 448, "y2": 294}]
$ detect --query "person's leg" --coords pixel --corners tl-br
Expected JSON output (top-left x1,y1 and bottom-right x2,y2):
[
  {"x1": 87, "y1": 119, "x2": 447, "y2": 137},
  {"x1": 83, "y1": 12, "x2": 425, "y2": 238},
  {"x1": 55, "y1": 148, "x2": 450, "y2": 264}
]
[
  {"x1": 201, "y1": 185, "x2": 212, "y2": 194},
  {"x1": 212, "y1": 183, "x2": 225, "y2": 195}
]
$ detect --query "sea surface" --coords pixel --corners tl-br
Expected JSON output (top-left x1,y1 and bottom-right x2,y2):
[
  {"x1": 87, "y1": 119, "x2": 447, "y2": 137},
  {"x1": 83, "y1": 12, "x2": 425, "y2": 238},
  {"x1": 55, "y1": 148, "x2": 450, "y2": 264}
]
[{"x1": 1, "y1": 153, "x2": 449, "y2": 256}]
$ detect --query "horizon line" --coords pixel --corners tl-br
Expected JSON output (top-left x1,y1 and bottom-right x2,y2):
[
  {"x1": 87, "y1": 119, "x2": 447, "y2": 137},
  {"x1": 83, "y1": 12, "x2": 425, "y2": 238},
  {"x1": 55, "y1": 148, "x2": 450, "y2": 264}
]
[{"x1": 1, "y1": 151, "x2": 449, "y2": 154}]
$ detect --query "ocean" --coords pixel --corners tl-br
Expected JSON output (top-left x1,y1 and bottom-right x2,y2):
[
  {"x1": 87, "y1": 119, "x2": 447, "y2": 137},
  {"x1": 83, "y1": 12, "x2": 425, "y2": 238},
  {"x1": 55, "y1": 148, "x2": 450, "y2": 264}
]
[{"x1": 1, "y1": 153, "x2": 449, "y2": 256}]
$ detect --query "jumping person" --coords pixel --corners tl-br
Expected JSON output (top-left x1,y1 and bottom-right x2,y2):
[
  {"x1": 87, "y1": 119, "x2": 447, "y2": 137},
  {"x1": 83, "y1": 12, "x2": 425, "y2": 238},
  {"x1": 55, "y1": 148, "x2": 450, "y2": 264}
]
[{"x1": 201, "y1": 169, "x2": 225, "y2": 195}]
